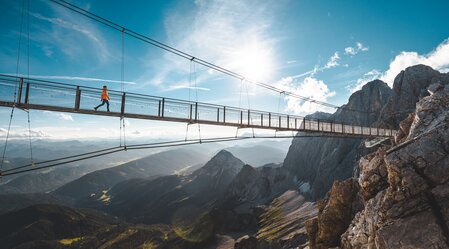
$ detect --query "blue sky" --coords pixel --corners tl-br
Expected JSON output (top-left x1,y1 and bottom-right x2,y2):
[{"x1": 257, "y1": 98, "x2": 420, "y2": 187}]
[{"x1": 1, "y1": 0, "x2": 449, "y2": 140}]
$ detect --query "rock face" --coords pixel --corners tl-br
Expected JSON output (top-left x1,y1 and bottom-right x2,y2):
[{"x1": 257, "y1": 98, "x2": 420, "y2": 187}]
[
  {"x1": 306, "y1": 82, "x2": 449, "y2": 248},
  {"x1": 283, "y1": 80, "x2": 393, "y2": 200},
  {"x1": 257, "y1": 190, "x2": 317, "y2": 249},
  {"x1": 306, "y1": 179, "x2": 361, "y2": 249},
  {"x1": 283, "y1": 65, "x2": 449, "y2": 200},
  {"x1": 379, "y1": 64, "x2": 449, "y2": 128},
  {"x1": 341, "y1": 83, "x2": 449, "y2": 249}
]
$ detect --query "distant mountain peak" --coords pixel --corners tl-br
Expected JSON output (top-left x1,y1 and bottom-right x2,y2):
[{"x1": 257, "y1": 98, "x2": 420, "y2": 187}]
[{"x1": 198, "y1": 150, "x2": 244, "y2": 173}]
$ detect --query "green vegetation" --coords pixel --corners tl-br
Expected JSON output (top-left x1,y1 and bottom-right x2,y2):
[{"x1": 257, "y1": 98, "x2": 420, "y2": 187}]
[{"x1": 59, "y1": 237, "x2": 82, "y2": 245}]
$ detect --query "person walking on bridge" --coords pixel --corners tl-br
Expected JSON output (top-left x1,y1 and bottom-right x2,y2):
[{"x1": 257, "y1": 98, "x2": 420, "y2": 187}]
[{"x1": 94, "y1": 85, "x2": 110, "y2": 112}]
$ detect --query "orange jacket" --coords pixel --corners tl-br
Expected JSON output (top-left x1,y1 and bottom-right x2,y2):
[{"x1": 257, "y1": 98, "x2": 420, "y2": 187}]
[{"x1": 101, "y1": 89, "x2": 109, "y2": 100}]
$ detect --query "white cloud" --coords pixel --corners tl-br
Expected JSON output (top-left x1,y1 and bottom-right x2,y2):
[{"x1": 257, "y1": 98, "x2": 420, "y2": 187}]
[
  {"x1": 159, "y1": 81, "x2": 211, "y2": 92},
  {"x1": 43, "y1": 111, "x2": 73, "y2": 121},
  {"x1": 352, "y1": 38, "x2": 449, "y2": 90},
  {"x1": 380, "y1": 38, "x2": 449, "y2": 85},
  {"x1": 344, "y1": 42, "x2": 369, "y2": 55},
  {"x1": 291, "y1": 52, "x2": 341, "y2": 79},
  {"x1": 58, "y1": 113, "x2": 73, "y2": 121},
  {"x1": 276, "y1": 76, "x2": 336, "y2": 114},
  {"x1": 345, "y1": 47, "x2": 356, "y2": 55},
  {"x1": 0, "y1": 128, "x2": 50, "y2": 138},
  {"x1": 324, "y1": 52, "x2": 340, "y2": 69},
  {"x1": 347, "y1": 69, "x2": 382, "y2": 93},
  {"x1": 293, "y1": 42, "x2": 368, "y2": 79}
]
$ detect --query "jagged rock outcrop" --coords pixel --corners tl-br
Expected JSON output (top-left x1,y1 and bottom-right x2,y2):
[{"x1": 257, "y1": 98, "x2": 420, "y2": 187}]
[
  {"x1": 283, "y1": 80, "x2": 393, "y2": 200},
  {"x1": 305, "y1": 179, "x2": 361, "y2": 249},
  {"x1": 340, "y1": 83, "x2": 449, "y2": 249},
  {"x1": 283, "y1": 65, "x2": 449, "y2": 200},
  {"x1": 306, "y1": 82, "x2": 449, "y2": 248},
  {"x1": 379, "y1": 64, "x2": 449, "y2": 128}
]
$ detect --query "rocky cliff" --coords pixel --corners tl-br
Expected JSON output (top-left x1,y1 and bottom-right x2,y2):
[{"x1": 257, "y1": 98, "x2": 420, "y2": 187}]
[
  {"x1": 307, "y1": 82, "x2": 449, "y2": 248},
  {"x1": 283, "y1": 65, "x2": 448, "y2": 200},
  {"x1": 283, "y1": 79, "x2": 393, "y2": 200}
]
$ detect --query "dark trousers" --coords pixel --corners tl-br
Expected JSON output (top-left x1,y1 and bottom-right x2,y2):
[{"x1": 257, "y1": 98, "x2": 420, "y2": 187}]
[{"x1": 95, "y1": 99, "x2": 110, "y2": 111}]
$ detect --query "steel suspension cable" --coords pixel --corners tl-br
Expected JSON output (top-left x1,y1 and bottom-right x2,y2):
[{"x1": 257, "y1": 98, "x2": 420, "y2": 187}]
[
  {"x1": 185, "y1": 59, "x2": 194, "y2": 141},
  {"x1": 121, "y1": 28, "x2": 127, "y2": 149},
  {"x1": 193, "y1": 62, "x2": 202, "y2": 143},
  {"x1": 2, "y1": 133, "x2": 365, "y2": 177},
  {"x1": 1, "y1": 0, "x2": 26, "y2": 176},
  {"x1": 47, "y1": 0, "x2": 375, "y2": 115},
  {"x1": 26, "y1": 0, "x2": 34, "y2": 166},
  {"x1": 244, "y1": 80, "x2": 255, "y2": 138},
  {"x1": 235, "y1": 78, "x2": 244, "y2": 138}
]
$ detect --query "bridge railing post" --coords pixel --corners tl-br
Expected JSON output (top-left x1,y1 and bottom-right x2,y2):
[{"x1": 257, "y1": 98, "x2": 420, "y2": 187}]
[
  {"x1": 295, "y1": 118, "x2": 297, "y2": 129},
  {"x1": 194, "y1": 102, "x2": 198, "y2": 121},
  {"x1": 161, "y1": 98, "x2": 165, "y2": 117},
  {"x1": 268, "y1": 113, "x2": 271, "y2": 127},
  {"x1": 279, "y1": 116, "x2": 281, "y2": 129},
  {"x1": 317, "y1": 119, "x2": 320, "y2": 131},
  {"x1": 121, "y1": 93, "x2": 126, "y2": 116},
  {"x1": 240, "y1": 111, "x2": 243, "y2": 125},
  {"x1": 217, "y1": 107, "x2": 220, "y2": 122},
  {"x1": 24, "y1": 82, "x2": 30, "y2": 105},
  {"x1": 223, "y1": 106, "x2": 226, "y2": 123},
  {"x1": 17, "y1": 78, "x2": 24, "y2": 105},
  {"x1": 287, "y1": 115, "x2": 290, "y2": 129},
  {"x1": 261, "y1": 113, "x2": 263, "y2": 126},
  {"x1": 247, "y1": 110, "x2": 250, "y2": 125},
  {"x1": 303, "y1": 117, "x2": 306, "y2": 130},
  {"x1": 75, "y1": 86, "x2": 81, "y2": 110}
]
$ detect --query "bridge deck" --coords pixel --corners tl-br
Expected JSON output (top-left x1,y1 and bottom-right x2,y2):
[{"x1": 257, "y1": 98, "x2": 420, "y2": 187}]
[{"x1": 0, "y1": 75, "x2": 396, "y2": 138}]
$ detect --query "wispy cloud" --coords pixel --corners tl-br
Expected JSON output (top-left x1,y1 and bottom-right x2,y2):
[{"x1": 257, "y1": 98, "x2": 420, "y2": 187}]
[
  {"x1": 347, "y1": 69, "x2": 382, "y2": 93},
  {"x1": 43, "y1": 111, "x2": 74, "y2": 121},
  {"x1": 293, "y1": 42, "x2": 368, "y2": 80},
  {"x1": 137, "y1": 0, "x2": 280, "y2": 90},
  {"x1": 160, "y1": 82, "x2": 211, "y2": 92},
  {"x1": 2, "y1": 73, "x2": 136, "y2": 85},
  {"x1": 30, "y1": 4, "x2": 111, "y2": 63},
  {"x1": 324, "y1": 52, "x2": 340, "y2": 69},
  {"x1": 345, "y1": 42, "x2": 369, "y2": 55},
  {"x1": 0, "y1": 128, "x2": 50, "y2": 138},
  {"x1": 58, "y1": 113, "x2": 73, "y2": 121}
]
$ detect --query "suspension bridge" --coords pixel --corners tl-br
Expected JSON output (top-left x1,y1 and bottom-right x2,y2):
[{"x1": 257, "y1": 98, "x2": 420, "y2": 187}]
[
  {"x1": 0, "y1": 75, "x2": 396, "y2": 138},
  {"x1": 0, "y1": 0, "x2": 399, "y2": 177}
]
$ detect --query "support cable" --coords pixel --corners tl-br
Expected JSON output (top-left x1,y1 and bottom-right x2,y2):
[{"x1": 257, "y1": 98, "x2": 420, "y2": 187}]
[
  {"x1": 1, "y1": 0, "x2": 26, "y2": 176},
  {"x1": 48, "y1": 0, "x2": 376, "y2": 115},
  {"x1": 192, "y1": 62, "x2": 202, "y2": 143},
  {"x1": 2, "y1": 133, "x2": 364, "y2": 177},
  {"x1": 235, "y1": 78, "x2": 244, "y2": 138},
  {"x1": 121, "y1": 28, "x2": 126, "y2": 149},
  {"x1": 26, "y1": 0, "x2": 34, "y2": 166},
  {"x1": 244, "y1": 80, "x2": 255, "y2": 138},
  {"x1": 185, "y1": 59, "x2": 194, "y2": 141},
  {"x1": 275, "y1": 92, "x2": 283, "y2": 137}
]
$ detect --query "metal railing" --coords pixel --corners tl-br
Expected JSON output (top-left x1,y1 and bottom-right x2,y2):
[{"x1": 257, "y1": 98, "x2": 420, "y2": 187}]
[{"x1": 0, "y1": 74, "x2": 396, "y2": 137}]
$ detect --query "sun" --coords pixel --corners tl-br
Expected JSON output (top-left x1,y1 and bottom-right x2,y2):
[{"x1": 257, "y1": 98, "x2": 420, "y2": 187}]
[{"x1": 230, "y1": 40, "x2": 275, "y2": 81}]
